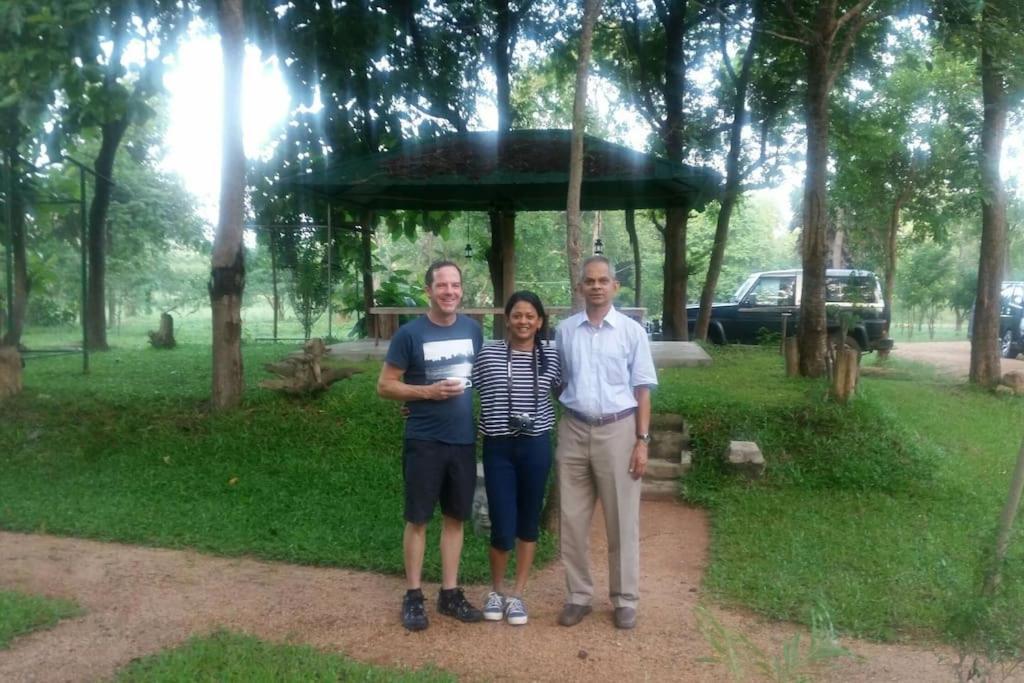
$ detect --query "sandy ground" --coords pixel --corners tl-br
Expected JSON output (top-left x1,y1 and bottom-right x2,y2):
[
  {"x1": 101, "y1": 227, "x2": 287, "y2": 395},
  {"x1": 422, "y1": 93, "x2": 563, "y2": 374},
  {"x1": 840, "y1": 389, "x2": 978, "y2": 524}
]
[
  {"x1": 0, "y1": 500, "x2": 958, "y2": 682},
  {"x1": 891, "y1": 340, "x2": 1024, "y2": 379}
]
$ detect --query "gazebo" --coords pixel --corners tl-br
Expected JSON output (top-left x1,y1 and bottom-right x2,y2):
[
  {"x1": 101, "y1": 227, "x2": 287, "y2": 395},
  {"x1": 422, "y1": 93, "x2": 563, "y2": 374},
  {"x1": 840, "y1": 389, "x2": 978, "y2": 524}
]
[{"x1": 283, "y1": 128, "x2": 721, "y2": 338}]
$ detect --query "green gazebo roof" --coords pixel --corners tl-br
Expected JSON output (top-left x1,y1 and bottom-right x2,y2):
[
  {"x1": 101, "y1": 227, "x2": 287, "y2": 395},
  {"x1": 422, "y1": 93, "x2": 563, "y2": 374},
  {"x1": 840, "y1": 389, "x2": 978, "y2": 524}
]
[{"x1": 283, "y1": 129, "x2": 721, "y2": 212}]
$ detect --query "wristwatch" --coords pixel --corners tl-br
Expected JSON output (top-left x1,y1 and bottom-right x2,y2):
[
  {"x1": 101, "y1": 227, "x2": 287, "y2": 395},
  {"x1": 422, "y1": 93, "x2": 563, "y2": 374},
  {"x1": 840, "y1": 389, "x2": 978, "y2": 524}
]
[{"x1": 636, "y1": 433, "x2": 652, "y2": 445}]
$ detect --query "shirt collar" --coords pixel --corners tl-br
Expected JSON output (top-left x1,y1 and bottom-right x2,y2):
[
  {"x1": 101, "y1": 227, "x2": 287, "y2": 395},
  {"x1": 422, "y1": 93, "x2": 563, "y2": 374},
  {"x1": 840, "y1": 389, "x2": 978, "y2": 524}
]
[{"x1": 573, "y1": 306, "x2": 621, "y2": 329}]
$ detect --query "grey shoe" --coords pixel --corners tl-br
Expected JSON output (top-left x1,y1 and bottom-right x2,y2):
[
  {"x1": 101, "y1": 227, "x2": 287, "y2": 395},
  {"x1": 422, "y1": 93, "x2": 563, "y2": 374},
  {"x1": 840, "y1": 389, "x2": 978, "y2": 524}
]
[
  {"x1": 483, "y1": 591, "x2": 504, "y2": 622},
  {"x1": 614, "y1": 606, "x2": 637, "y2": 630},
  {"x1": 557, "y1": 603, "x2": 592, "y2": 627}
]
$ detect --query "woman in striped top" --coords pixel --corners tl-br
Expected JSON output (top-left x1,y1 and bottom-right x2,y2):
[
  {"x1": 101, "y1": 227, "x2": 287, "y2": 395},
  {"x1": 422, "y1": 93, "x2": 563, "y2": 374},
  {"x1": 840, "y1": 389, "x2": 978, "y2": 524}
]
[{"x1": 471, "y1": 291, "x2": 561, "y2": 626}]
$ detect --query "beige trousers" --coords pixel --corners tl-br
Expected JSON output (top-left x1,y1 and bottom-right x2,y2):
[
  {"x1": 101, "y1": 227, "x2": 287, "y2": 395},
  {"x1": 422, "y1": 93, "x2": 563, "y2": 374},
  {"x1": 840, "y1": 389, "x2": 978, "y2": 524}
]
[{"x1": 556, "y1": 413, "x2": 640, "y2": 609}]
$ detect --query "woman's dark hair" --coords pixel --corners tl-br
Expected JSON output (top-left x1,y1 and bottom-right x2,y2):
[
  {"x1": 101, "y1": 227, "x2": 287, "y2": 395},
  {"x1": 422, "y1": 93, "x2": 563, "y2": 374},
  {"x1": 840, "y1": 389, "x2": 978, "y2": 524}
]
[{"x1": 505, "y1": 290, "x2": 550, "y2": 372}]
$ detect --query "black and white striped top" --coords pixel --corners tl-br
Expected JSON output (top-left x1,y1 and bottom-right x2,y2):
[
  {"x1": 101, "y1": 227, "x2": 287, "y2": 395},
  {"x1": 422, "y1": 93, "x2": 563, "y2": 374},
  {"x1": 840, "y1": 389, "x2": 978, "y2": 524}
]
[{"x1": 471, "y1": 341, "x2": 561, "y2": 437}]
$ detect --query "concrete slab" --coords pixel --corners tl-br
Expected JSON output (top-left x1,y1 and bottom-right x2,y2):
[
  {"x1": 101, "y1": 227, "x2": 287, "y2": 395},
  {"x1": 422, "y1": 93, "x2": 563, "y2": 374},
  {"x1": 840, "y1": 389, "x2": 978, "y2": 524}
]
[{"x1": 327, "y1": 339, "x2": 712, "y2": 368}]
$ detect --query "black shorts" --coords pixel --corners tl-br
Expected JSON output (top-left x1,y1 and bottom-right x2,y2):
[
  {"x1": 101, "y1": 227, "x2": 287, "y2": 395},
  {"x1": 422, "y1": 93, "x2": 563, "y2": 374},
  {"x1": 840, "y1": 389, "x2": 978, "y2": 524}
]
[{"x1": 402, "y1": 439, "x2": 477, "y2": 524}]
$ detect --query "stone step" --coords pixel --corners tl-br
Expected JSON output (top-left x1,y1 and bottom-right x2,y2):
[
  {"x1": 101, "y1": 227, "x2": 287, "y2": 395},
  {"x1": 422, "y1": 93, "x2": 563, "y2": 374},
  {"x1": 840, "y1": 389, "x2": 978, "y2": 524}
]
[
  {"x1": 650, "y1": 431, "x2": 690, "y2": 461},
  {"x1": 641, "y1": 479, "x2": 678, "y2": 502},
  {"x1": 645, "y1": 458, "x2": 683, "y2": 480}
]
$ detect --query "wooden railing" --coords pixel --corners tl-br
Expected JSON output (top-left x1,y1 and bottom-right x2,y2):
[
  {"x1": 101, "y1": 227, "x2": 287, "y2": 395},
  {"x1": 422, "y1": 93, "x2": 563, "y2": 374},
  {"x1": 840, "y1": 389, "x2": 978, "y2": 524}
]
[{"x1": 367, "y1": 306, "x2": 648, "y2": 342}]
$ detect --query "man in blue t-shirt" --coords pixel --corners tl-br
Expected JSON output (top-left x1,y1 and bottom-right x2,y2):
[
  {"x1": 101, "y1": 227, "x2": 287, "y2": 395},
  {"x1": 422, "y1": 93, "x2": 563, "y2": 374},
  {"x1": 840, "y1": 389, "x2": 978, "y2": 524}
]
[{"x1": 377, "y1": 260, "x2": 484, "y2": 631}]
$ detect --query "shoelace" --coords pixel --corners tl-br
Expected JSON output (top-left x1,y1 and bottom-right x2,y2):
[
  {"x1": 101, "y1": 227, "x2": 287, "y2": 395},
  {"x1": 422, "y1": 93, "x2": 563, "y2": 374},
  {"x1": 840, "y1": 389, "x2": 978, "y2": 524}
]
[
  {"x1": 485, "y1": 593, "x2": 504, "y2": 611},
  {"x1": 505, "y1": 597, "x2": 525, "y2": 615}
]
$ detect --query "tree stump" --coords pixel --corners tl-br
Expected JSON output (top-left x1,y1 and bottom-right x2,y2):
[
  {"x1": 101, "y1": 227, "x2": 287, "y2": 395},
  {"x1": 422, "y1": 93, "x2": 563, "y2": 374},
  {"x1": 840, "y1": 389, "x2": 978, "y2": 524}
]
[
  {"x1": 260, "y1": 338, "x2": 362, "y2": 395},
  {"x1": 831, "y1": 348, "x2": 860, "y2": 403},
  {"x1": 148, "y1": 313, "x2": 176, "y2": 349},
  {"x1": 0, "y1": 346, "x2": 23, "y2": 400}
]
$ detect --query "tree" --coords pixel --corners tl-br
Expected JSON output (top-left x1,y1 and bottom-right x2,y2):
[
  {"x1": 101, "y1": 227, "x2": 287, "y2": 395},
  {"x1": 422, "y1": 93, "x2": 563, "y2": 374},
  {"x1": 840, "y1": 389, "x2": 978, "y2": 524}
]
[
  {"x1": 210, "y1": 0, "x2": 246, "y2": 410},
  {"x1": 0, "y1": 1, "x2": 91, "y2": 346},
  {"x1": 693, "y1": 0, "x2": 795, "y2": 341},
  {"x1": 595, "y1": 0, "x2": 717, "y2": 340},
  {"x1": 567, "y1": 0, "x2": 604, "y2": 309},
  {"x1": 968, "y1": 2, "x2": 1023, "y2": 386},
  {"x1": 773, "y1": 0, "x2": 891, "y2": 377},
  {"x1": 57, "y1": 0, "x2": 190, "y2": 351}
]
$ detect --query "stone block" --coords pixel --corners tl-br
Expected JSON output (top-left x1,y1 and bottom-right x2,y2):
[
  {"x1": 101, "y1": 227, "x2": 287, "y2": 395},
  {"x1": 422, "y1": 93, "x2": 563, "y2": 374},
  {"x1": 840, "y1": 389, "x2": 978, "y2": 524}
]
[
  {"x1": 725, "y1": 440, "x2": 765, "y2": 479},
  {"x1": 1001, "y1": 371, "x2": 1024, "y2": 395},
  {"x1": 679, "y1": 450, "x2": 692, "y2": 475},
  {"x1": 995, "y1": 384, "x2": 1016, "y2": 397},
  {"x1": 641, "y1": 479, "x2": 678, "y2": 502}
]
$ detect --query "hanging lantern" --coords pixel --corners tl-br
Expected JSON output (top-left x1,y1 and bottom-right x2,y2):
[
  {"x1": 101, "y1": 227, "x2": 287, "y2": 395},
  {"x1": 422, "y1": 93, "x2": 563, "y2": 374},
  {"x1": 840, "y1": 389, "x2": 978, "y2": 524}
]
[
  {"x1": 464, "y1": 242, "x2": 474, "y2": 259},
  {"x1": 594, "y1": 238, "x2": 604, "y2": 255}
]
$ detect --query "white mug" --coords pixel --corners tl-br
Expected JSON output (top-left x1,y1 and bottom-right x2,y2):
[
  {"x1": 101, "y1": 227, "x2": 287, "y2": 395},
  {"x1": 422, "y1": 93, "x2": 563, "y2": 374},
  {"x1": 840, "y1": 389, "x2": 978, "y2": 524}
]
[{"x1": 445, "y1": 376, "x2": 472, "y2": 389}]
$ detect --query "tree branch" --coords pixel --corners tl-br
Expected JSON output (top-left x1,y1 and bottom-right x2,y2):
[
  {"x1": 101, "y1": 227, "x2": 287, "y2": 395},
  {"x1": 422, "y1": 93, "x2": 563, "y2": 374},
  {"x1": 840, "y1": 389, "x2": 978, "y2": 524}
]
[
  {"x1": 833, "y1": 0, "x2": 876, "y2": 40},
  {"x1": 718, "y1": 6, "x2": 738, "y2": 86},
  {"x1": 826, "y1": 9, "x2": 869, "y2": 92}
]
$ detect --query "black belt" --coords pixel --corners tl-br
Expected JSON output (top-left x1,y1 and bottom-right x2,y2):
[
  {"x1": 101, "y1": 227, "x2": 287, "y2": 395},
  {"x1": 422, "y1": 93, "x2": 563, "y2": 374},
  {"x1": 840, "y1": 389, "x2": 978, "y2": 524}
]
[{"x1": 565, "y1": 407, "x2": 636, "y2": 426}]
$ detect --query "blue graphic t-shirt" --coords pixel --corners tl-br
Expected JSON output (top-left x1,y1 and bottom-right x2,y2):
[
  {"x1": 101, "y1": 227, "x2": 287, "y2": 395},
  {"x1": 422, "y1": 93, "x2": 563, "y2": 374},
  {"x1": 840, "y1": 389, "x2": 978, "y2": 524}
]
[{"x1": 385, "y1": 314, "x2": 483, "y2": 444}]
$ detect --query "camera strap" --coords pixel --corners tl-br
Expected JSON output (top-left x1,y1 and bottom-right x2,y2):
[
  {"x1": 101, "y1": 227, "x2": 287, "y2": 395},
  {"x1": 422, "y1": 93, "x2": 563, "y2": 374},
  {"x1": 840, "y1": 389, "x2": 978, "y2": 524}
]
[{"x1": 506, "y1": 342, "x2": 539, "y2": 422}]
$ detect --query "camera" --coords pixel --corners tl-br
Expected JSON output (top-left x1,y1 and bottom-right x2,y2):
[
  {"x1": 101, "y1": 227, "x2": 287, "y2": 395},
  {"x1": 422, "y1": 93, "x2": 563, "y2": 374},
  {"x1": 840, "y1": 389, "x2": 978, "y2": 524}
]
[{"x1": 508, "y1": 412, "x2": 535, "y2": 433}]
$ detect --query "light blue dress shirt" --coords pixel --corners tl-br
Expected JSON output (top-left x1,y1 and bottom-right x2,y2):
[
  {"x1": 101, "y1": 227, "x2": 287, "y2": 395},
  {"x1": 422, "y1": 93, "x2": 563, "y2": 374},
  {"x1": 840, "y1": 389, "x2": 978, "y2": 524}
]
[{"x1": 556, "y1": 306, "x2": 658, "y2": 417}]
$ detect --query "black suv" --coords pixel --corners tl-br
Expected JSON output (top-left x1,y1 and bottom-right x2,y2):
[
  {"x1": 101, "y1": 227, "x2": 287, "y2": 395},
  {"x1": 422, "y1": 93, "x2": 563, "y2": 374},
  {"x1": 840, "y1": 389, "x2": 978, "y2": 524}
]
[
  {"x1": 971, "y1": 281, "x2": 1024, "y2": 358},
  {"x1": 686, "y1": 268, "x2": 893, "y2": 353}
]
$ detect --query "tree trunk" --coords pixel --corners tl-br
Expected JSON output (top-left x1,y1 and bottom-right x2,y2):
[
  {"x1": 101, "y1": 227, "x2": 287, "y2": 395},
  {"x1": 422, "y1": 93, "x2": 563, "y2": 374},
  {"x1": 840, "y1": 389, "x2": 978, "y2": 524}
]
[
  {"x1": 625, "y1": 208, "x2": 641, "y2": 308},
  {"x1": 661, "y1": 207, "x2": 689, "y2": 340},
  {"x1": 696, "y1": 0, "x2": 764, "y2": 342},
  {"x1": 882, "y1": 191, "x2": 905, "y2": 340},
  {"x1": 567, "y1": 0, "x2": 601, "y2": 313},
  {"x1": 486, "y1": 211, "x2": 516, "y2": 335},
  {"x1": 3, "y1": 160, "x2": 27, "y2": 348},
  {"x1": 85, "y1": 118, "x2": 129, "y2": 351},
  {"x1": 797, "y1": 40, "x2": 831, "y2": 378},
  {"x1": 658, "y1": 0, "x2": 689, "y2": 341},
  {"x1": 970, "y1": 21, "x2": 1008, "y2": 388},
  {"x1": 210, "y1": 0, "x2": 246, "y2": 410}
]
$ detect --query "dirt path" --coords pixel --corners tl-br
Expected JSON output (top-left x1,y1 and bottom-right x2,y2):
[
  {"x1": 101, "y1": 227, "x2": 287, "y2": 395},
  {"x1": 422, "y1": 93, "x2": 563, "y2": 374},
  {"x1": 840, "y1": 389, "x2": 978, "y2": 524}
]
[
  {"x1": 891, "y1": 340, "x2": 1024, "y2": 379},
  {"x1": 0, "y1": 502, "x2": 954, "y2": 682}
]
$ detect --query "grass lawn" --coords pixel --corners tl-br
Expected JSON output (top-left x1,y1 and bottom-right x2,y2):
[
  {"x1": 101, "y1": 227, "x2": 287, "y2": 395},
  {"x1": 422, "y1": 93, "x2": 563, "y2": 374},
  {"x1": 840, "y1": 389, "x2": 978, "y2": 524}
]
[
  {"x1": 0, "y1": 590, "x2": 81, "y2": 648},
  {"x1": 114, "y1": 630, "x2": 453, "y2": 682},
  {"x1": 1, "y1": 342, "x2": 553, "y2": 582},
  {"x1": 4, "y1": 337, "x2": 1024, "y2": 645},
  {"x1": 667, "y1": 347, "x2": 1024, "y2": 642}
]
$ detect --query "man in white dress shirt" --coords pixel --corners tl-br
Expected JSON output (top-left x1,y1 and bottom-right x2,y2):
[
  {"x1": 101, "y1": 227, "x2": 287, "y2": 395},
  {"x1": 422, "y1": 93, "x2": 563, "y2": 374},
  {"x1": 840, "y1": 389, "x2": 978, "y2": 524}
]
[{"x1": 555, "y1": 255, "x2": 658, "y2": 630}]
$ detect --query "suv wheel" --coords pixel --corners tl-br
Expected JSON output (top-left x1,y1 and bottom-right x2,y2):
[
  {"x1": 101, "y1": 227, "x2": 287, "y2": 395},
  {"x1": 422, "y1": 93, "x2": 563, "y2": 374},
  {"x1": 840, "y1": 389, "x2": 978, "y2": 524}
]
[{"x1": 1002, "y1": 330, "x2": 1019, "y2": 359}]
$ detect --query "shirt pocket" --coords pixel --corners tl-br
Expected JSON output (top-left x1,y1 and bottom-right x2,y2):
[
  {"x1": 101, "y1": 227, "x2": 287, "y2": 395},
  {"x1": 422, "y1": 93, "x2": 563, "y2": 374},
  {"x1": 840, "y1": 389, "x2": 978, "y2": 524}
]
[{"x1": 598, "y1": 344, "x2": 630, "y2": 386}]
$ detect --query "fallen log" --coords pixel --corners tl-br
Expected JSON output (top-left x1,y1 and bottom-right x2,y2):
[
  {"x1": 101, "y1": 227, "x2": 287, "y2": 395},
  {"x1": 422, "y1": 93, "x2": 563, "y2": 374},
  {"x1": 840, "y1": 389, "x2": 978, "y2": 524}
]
[{"x1": 260, "y1": 338, "x2": 362, "y2": 395}]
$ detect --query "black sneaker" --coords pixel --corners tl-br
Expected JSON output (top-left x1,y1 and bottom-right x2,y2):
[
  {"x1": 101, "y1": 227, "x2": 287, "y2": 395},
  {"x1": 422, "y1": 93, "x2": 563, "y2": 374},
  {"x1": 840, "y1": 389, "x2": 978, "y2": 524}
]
[
  {"x1": 402, "y1": 589, "x2": 428, "y2": 631},
  {"x1": 438, "y1": 587, "x2": 484, "y2": 623}
]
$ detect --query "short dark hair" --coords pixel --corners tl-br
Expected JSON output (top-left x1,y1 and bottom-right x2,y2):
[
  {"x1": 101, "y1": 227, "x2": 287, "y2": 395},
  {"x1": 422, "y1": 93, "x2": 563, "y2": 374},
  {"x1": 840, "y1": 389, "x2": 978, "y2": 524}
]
[
  {"x1": 505, "y1": 290, "x2": 551, "y2": 372},
  {"x1": 580, "y1": 255, "x2": 615, "y2": 282},
  {"x1": 425, "y1": 260, "x2": 462, "y2": 287}
]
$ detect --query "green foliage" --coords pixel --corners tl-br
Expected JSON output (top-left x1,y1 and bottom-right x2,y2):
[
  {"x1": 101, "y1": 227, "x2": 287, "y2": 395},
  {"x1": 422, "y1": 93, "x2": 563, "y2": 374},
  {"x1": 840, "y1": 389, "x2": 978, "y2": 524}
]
[
  {"x1": 0, "y1": 590, "x2": 81, "y2": 649},
  {"x1": 114, "y1": 630, "x2": 454, "y2": 682}
]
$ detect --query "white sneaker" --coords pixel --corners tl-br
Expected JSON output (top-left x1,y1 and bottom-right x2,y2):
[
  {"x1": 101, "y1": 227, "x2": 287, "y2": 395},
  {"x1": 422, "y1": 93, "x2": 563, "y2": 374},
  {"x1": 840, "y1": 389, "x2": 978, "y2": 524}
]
[
  {"x1": 505, "y1": 596, "x2": 528, "y2": 626},
  {"x1": 483, "y1": 591, "x2": 504, "y2": 621}
]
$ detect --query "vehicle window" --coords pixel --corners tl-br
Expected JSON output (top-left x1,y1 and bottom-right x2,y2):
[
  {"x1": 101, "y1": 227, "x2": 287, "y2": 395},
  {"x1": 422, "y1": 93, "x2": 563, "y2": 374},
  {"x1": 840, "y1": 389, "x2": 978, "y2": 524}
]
[
  {"x1": 1013, "y1": 286, "x2": 1024, "y2": 306},
  {"x1": 826, "y1": 276, "x2": 878, "y2": 303},
  {"x1": 743, "y1": 276, "x2": 796, "y2": 306},
  {"x1": 731, "y1": 275, "x2": 758, "y2": 303}
]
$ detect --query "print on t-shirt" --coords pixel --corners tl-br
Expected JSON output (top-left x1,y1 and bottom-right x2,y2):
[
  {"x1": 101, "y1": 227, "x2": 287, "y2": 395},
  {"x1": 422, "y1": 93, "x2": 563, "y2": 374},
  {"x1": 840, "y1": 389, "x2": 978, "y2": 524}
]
[{"x1": 423, "y1": 338, "x2": 474, "y2": 382}]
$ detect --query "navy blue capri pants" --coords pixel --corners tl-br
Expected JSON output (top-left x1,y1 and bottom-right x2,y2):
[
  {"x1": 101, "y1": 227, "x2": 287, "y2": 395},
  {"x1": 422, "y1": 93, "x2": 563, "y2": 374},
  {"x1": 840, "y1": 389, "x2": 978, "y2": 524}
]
[{"x1": 482, "y1": 432, "x2": 553, "y2": 551}]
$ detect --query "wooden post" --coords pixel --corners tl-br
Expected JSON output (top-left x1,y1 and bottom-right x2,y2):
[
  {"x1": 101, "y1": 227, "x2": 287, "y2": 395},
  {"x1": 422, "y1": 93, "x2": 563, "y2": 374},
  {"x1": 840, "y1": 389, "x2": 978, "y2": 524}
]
[
  {"x1": 831, "y1": 348, "x2": 859, "y2": 403},
  {"x1": 784, "y1": 337, "x2": 799, "y2": 377}
]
